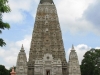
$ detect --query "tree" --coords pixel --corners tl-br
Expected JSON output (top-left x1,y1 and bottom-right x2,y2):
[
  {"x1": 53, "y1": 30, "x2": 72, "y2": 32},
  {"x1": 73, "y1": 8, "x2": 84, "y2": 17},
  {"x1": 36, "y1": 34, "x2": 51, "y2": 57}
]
[
  {"x1": 0, "y1": 65, "x2": 16, "y2": 75},
  {"x1": 0, "y1": 0, "x2": 11, "y2": 47},
  {"x1": 81, "y1": 48, "x2": 100, "y2": 75},
  {"x1": 0, "y1": 65, "x2": 9, "y2": 75}
]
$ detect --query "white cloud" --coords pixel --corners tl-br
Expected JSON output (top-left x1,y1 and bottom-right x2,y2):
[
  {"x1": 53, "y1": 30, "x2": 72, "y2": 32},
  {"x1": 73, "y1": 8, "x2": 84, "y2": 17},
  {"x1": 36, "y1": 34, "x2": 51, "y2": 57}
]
[
  {"x1": 95, "y1": 47, "x2": 100, "y2": 49},
  {"x1": 3, "y1": 10, "x2": 25, "y2": 23},
  {"x1": 3, "y1": 0, "x2": 38, "y2": 23},
  {"x1": 55, "y1": 0, "x2": 97, "y2": 34},
  {"x1": 0, "y1": 35, "x2": 31, "y2": 69}
]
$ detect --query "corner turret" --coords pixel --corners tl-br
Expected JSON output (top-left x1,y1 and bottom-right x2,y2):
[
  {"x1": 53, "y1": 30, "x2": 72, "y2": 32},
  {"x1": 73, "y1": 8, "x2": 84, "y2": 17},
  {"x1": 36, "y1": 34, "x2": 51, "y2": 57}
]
[
  {"x1": 68, "y1": 45, "x2": 81, "y2": 75},
  {"x1": 16, "y1": 44, "x2": 27, "y2": 75}
]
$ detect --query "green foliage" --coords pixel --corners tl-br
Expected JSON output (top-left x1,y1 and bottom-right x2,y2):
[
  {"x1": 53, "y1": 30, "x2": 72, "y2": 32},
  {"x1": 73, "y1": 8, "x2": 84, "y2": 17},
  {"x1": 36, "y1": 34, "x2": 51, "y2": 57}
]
[
  {"x1": 81, "y1": 48, "x2": 100, "y2": 75},
  {"x1": 0, "y1": 0, "x2": 11, "y2": 13},
  {"x1": 0, "y1": 38, "x2": 6, "y2": 47},
  {"x1": 0, "y1": 65, "x2": 9, "y2": 75},
  {"x1": 0, "y1": 0, "x2": 11, "y2": 47},
  {"x1": 0, "y1": 20, "x2": 10, "y2": 34},
  {"x1": 0, "y1": 65, "x2": 16, "y2": 75}
]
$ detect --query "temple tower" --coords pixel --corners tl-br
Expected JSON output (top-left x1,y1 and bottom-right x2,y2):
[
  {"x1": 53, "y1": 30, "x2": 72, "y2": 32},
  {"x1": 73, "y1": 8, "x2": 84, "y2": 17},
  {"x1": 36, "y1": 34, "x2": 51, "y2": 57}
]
[
  {"x1": 16, "y1": 45, "x2": 27, "y2": 75},
  {"x1": 28, "y1": 0, "x2": 67, "y2": 75},
  {"x1": 68, "y1": 45, "x2": 81, "y2": 75}
]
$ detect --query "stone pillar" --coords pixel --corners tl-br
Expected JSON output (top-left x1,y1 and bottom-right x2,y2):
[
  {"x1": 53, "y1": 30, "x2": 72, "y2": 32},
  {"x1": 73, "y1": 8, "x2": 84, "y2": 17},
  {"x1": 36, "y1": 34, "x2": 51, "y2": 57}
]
[{"x1": 10, "y1": 67, "x2": 16, "y2": 75}]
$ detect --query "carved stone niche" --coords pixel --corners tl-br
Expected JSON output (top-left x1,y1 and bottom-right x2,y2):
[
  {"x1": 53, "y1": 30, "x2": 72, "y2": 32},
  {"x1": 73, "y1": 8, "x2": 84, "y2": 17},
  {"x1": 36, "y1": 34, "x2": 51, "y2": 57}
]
[{"x1": 34, "y1": 53, "x2": 62, "y2": 75}]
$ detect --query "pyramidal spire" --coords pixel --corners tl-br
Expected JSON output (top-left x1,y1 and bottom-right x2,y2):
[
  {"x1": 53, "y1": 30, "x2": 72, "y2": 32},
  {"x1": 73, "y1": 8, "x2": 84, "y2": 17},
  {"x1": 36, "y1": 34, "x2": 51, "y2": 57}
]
[
  {"x1": 16, "y1": 44, "x2": 27, "y2": 75},
  {"x1": 20, "y1": 44, "x2": 24, "y2": 52}
]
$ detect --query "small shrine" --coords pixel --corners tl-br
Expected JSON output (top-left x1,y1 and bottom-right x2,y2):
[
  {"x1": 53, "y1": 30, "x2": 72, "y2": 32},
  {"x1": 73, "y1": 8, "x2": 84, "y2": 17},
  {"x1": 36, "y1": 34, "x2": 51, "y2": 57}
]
[{"x1": 10, "y1": 67, "x2": 16, "y2": 75}]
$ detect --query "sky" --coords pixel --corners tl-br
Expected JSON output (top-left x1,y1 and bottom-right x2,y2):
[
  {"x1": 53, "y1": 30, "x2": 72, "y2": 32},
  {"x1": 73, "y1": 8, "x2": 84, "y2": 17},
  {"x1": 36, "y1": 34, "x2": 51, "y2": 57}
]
[{"x1": 0, "y1": 0, "x2": 100, "y2": 69}]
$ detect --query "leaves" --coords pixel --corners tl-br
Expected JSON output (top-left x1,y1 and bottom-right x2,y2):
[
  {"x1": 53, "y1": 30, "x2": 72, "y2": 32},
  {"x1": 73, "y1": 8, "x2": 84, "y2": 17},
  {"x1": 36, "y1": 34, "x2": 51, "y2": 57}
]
[
  {"x1": 0, "y1": 65, "x2": 9, "y2": 75},
  {"x1": 0, "y1": 0, "x2": 11, "y2": 47},
  {"x1": 0, "y1": 5, "x2": 10, "y2": 13},
  {"x1": 0, "y1": 21, "x2": 10, "y2": 29},
  {"x1": 0, "y1": 0, "x2": 11, "y2": 13},
  {"x1": 81, "y1": 49, "x2": 100, "y2": 75},
  {"x1": 0, "y1": 38, "x2": 6, "y2": 47},
  {"x1": 0, "y1": 30, "x2": 2, "y2": 34}
]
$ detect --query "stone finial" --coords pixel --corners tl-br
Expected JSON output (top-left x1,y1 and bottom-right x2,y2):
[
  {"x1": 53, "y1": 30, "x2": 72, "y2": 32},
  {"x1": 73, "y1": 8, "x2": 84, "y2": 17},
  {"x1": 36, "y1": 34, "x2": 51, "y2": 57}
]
[
  {"x1": 21, "y1": 44, "x2": 24, "y2": 49},
  {"x1": 71, "y1": 44, "x2": 75, "y2": 50},
  {"x1": 10, "y1": 67, "x2": 16, "y2": 75},
  {"x1": 20, "y1": 44, "x2": 24, "y2": 52}
]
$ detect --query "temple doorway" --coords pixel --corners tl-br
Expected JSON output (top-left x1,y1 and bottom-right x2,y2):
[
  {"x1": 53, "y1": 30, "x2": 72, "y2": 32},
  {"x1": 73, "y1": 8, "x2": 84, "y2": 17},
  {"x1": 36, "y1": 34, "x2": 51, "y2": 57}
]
[{"x1": 46, "y1": 70, "x2": 50, "y2": 75}]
